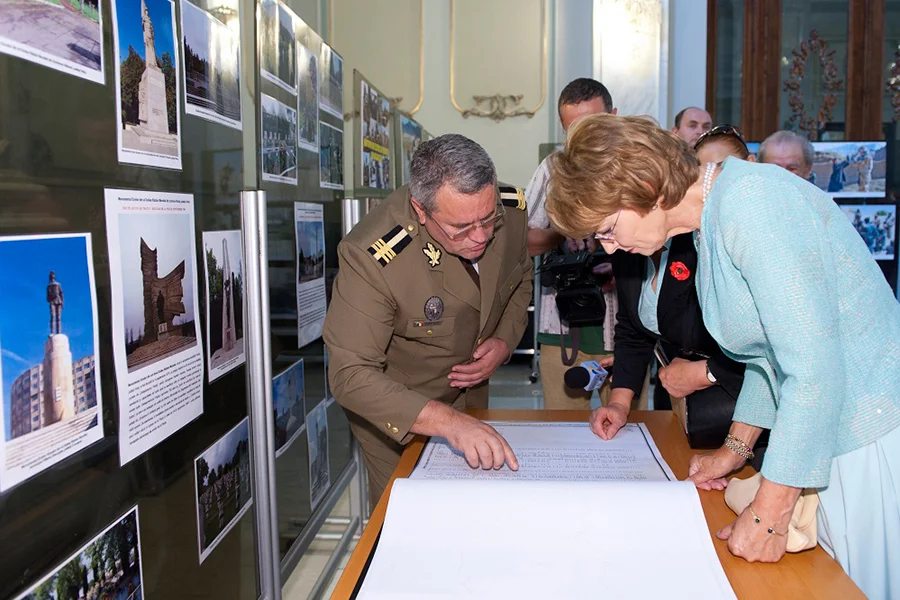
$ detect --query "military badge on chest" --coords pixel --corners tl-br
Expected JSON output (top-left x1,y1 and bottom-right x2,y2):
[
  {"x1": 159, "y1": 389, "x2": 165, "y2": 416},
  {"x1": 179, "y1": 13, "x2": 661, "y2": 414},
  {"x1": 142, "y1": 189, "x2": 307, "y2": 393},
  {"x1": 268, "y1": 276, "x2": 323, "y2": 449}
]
[{"x1": 424, "y1": 296, "x2": 444, "y2": 322}]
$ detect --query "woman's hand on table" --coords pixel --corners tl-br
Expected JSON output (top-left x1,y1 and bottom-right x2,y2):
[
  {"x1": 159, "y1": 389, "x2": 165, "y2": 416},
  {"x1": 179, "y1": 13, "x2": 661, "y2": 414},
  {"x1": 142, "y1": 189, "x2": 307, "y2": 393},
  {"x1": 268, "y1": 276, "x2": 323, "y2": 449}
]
[
  {"x1": 589, "y1": 398, "x2": 629, "y2": 440},
  {"x1": 658, "y1": 357, "x2": 712, "y2": 398},
  {"x1": 716, "y1": 478, "x2": 800, "y2": 563},
  {"x1": 687, "y1": 446, "x2": 746, "y2": 490}
]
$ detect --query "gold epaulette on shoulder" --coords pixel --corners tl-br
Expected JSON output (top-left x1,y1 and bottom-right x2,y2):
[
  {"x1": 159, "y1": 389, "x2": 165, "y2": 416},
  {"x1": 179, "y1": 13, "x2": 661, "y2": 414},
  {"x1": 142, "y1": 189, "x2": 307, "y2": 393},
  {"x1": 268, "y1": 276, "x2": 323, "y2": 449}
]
[
  {"x1": 499, "y1": 185, "x2": 526, "y2": 211},
  {"x1": 368, "y1": 225, "x2": 412, "y2": 266}
]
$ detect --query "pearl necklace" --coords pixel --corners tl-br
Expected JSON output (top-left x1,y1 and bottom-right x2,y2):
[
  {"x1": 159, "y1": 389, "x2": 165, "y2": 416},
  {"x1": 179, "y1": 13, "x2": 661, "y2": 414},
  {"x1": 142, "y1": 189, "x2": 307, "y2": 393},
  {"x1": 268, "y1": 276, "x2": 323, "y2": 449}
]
[{"x1": 697, "y1": 162, "x2": 718, "y2": 242}]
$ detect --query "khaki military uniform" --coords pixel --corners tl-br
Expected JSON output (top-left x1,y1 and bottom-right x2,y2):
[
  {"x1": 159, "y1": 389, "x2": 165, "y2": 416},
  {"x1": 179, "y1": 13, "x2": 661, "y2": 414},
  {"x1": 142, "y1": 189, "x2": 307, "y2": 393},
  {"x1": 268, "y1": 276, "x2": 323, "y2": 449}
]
[{"x1": 324, "y1": 185, "x2": 533, "y2": 505}]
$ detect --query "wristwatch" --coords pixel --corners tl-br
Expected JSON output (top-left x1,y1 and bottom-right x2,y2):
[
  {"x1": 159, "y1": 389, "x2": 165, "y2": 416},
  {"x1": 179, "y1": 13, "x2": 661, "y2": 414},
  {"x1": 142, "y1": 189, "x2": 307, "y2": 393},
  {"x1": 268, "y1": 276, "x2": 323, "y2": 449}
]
[{"x1": 705, "y1": 362, "x2": 718, "y2": 384}]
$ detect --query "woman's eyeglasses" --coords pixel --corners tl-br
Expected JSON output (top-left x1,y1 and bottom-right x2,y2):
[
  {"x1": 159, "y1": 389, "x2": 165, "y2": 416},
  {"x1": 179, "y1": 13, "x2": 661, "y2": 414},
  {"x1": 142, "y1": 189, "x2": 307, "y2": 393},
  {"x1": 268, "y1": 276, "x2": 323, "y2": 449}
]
[{"x1": 594, "y1": 209, "x2": 622, "y2": 242}]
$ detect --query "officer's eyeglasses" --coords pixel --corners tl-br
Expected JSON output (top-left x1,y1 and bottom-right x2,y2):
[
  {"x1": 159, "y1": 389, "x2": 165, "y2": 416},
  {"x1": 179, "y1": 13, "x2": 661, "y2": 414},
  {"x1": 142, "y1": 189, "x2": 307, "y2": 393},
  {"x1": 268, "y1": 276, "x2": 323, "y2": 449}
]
[
  {"x1": 593, "y1": 209, "x2": 622, "y2": 242},
  {"x1": 429, "y1": 202, "x2": 505, "y2": 241}
]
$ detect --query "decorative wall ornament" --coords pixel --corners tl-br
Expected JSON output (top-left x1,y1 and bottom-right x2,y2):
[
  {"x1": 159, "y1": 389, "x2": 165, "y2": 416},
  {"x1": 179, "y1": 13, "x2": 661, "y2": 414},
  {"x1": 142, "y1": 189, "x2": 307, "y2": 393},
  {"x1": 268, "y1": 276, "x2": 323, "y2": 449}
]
[
  {"x1": 783, "y1": 30, "x2": 845, "y2": 139},
  {"x1": 449, "y1": 0, "x2": 547, "y2": 122},
  {"x1": 888, "y1": 45, "x2": 900, "y2": 122}
]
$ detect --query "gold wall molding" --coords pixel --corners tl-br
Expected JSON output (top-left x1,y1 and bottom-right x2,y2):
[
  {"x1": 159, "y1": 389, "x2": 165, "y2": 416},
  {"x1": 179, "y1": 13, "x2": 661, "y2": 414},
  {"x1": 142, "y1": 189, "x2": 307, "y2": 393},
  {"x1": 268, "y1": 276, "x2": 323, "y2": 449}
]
[
  {"x1": 329, "y1": 0, "x2": 424, "y2": 115},
  {"x1": 449, "y1": 0, "x2": 547, "y2": 121}
]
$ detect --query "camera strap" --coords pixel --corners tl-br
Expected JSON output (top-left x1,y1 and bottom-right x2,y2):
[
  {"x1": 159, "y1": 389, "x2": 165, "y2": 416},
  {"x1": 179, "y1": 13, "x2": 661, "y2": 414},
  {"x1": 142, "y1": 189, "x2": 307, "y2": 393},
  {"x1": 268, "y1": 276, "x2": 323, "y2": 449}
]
[{"x1": 559, "y1": 327, "x2": 581, "y2": 366}]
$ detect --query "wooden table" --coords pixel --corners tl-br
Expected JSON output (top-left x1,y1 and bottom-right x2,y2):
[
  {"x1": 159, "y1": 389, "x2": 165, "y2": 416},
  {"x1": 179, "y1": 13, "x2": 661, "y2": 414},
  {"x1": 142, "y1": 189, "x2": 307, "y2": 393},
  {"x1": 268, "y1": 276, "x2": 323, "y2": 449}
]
[{"x1": 331, "y1": 410, "x2": 862, "y2": 599}]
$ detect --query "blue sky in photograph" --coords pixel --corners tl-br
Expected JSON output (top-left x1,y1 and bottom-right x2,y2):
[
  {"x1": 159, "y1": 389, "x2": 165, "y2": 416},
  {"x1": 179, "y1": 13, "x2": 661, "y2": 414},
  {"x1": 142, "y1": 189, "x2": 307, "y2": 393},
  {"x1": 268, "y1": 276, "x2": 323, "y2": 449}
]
[
  {"x1": 200, "y1": 417, "x2": 248, "y2": 475},
  {"x1": 401, "y1": 115, "x2": 421, "y2": 139},
  {"x1": 0, "y1": 236, "x2": 96, "y2": 440},
  {"x1": 272, "y1": 359, "x2": 303, "y2": 417},
  {"x1": 296, "y1": 221, "x2": 323, "y2": 259},
  {"x1": 117, "y1": 0, "x2": 176, "y2": 65},
  {"x1": 182, "y1": 1, "x2": 240, "y2": 77},
  {"x1": 203, "y1": 231, "x2": 243, "y2": 279},
  {"x1": 118, "y1": 211, "x2": 195, "y2": 337}
]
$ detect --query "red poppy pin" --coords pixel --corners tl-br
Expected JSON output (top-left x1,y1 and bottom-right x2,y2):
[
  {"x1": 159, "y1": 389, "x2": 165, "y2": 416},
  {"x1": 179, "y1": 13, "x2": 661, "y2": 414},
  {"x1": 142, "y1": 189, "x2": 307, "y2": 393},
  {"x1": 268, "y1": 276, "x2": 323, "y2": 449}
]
[{"x1": 669, "y1": 261, "x2": 690, "y2": 281}]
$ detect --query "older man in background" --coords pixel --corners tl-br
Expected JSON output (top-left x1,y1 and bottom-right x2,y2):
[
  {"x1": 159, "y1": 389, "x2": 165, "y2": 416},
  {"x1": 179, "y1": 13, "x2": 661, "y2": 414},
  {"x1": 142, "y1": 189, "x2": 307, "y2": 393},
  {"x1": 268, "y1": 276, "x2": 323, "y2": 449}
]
[{"x1": 758, "y1": 130, "x2": 815, "y2": 182}]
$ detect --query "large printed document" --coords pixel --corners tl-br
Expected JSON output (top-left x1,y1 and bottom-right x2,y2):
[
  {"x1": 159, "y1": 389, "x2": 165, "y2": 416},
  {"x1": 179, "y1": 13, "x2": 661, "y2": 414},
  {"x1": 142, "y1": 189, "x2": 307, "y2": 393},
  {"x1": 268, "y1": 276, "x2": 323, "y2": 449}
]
[
  {"x1": 410, "y1": 422, "x2": 677, "y2": 481},
  {"x1": 359, "y1": 479, "x2": 737, "y2": 600}
]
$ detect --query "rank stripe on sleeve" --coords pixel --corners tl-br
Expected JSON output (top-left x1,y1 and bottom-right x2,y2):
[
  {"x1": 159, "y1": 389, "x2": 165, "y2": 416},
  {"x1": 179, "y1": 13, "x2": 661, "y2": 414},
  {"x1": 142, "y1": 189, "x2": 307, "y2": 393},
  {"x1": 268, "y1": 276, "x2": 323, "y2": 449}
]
[{"x1": 368, "y1": 225, "x2": 412, "y2": 266}]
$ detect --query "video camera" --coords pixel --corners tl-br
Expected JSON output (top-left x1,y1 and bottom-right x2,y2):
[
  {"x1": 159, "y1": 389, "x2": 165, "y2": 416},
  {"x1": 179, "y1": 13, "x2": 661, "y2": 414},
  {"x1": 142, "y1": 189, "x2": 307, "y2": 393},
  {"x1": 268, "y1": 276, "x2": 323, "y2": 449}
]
[{"x1": 539, "y1": 249, "x2": 611, "y2": 327}]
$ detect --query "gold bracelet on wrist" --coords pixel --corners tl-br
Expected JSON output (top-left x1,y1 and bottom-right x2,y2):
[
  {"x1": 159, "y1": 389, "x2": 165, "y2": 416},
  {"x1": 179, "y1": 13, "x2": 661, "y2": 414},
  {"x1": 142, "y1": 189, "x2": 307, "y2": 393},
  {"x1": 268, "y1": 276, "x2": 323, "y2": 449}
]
[
  {"x1": 748, "y1": 503, "x2": 788, "y2": 536},
  {"x1": 724, "y1": 434, "x2": 754, "y2": 460}
]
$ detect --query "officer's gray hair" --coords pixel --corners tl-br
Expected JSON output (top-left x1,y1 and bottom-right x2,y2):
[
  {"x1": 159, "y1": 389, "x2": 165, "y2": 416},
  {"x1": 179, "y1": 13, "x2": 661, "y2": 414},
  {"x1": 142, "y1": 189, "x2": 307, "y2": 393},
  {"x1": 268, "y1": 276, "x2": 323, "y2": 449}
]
[
  {"x1": 759, "y1": 130, "x2": 815, "y2": 168},
  {"x1": 408, "y1": 134, "x2": 498, "y2": 214}
]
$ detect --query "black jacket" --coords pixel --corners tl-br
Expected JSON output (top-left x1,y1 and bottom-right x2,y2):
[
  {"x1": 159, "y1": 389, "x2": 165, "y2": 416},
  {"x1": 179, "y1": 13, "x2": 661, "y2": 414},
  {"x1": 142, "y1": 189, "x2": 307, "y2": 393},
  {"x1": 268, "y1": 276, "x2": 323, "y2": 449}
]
[{"x1": 611, "y1": 233, "x2": 745, "y2": 404}]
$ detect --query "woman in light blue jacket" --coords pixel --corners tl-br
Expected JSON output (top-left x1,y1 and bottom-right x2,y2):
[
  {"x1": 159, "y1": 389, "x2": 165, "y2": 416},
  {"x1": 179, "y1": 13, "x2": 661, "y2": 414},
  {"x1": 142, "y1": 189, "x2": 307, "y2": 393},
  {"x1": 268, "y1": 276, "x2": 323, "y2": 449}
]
[{"x1": 545, "y1": 114, "x2": 900, "y2": 599}]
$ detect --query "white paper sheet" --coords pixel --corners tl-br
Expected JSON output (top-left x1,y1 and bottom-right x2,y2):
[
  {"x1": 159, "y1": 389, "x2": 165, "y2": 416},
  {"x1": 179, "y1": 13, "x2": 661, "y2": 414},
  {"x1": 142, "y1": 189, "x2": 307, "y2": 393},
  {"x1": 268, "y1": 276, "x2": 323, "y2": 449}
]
[
  {"x1": 411, "y1": 422, "x2": 676, "y2": 482},
  {"x1": 359, "y1": 479, "x2": 736, "y2": 600}
]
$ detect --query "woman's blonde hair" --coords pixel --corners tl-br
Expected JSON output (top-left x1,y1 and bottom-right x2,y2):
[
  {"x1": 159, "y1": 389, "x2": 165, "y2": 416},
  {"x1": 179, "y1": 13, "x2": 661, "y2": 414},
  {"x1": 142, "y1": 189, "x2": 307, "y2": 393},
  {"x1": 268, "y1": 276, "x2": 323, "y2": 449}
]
[{"x1": 546, "y1": 114, "x2": 699, "y2": 239}]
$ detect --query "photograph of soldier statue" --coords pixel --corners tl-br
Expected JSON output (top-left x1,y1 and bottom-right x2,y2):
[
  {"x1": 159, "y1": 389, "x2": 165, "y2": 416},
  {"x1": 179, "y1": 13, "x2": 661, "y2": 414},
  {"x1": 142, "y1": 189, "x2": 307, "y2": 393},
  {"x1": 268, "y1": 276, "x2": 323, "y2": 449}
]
[
  {"x1": 16, "y1": 507, "x2": 143, "y2": 600},
  {"x1": 194, "y1": 417, "x2": 252, "y2": 562}
]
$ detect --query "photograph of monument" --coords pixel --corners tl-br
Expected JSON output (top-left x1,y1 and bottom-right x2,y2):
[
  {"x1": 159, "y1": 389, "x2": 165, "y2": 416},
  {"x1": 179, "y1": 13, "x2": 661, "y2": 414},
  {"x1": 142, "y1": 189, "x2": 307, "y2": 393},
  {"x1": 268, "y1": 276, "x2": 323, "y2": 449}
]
[
  {"x1": 294, "y1": 202, "x2": 326, "y2": 348},
  {"x1": 296, "y1": 219, "x2": 324, "y2": 285},
  {"x1": 400, "y1": 115, "x2": 423, "y2": 187},
  {"x1": 318, "y1": 43, "x2": 343, "y2": 119},
  {"x1": 361, "y1": 79, "x2": 392, "y2": 190},
  {"x1": 105, "y1": 189, "x2": 204, "y2": 466},
  {"x1": 181, "y1": 0, "x2": 241, "y2": 130},
  {"x1": 297, "y1": 42, "x2": 318, "y2": 152},
  {"x1": 14, "y1": 506, "x2": 144, "y2": 600},
  {"x1": 306, "y1": 399, "x2": 330, "y2": 510},
  {"x1": 0, "y1": 233, "x2": 103, "y2": 492},
  {"x1": 194, "y1": 417, "x2": 252, "y2": 563},
  {"x1": 113, "y1": 0, "x2": 182, "y2": 169},
  {"x1": 842, "y1": 204, "x2": 896, "y2": 261},
  {"x1": 0, "y1": 0, "x2": 104, "y2": 84},
  {"x1": 261, "y1": 93, "x2": 298, "y2": 184},
  {"x1": 203, "y1": 230, "x2": 245, "y2": 382},
  {"x1": 272, "y1": 358, "x2": 304, "y2": 458},
  {"x1": 259, "y1": 0, "x2": 297, "y2": 94},
  {"x1": 319, "y1": 121, "x2": 344, "y2": 190}
]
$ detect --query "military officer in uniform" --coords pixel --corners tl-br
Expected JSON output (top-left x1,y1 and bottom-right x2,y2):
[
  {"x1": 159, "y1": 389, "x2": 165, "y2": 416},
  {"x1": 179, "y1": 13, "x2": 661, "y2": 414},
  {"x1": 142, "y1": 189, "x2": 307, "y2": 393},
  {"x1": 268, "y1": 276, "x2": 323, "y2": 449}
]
[{"x1": 324, "y1": 134, "x2": 534, "y2": 505}]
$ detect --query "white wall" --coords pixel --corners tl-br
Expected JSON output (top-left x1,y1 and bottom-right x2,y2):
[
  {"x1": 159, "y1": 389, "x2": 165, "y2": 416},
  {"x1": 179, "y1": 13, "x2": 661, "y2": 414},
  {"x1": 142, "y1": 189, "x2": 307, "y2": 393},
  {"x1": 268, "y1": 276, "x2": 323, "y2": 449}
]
[{"x1": 667, "y1": 0, "x2": 708, "y2": 127}]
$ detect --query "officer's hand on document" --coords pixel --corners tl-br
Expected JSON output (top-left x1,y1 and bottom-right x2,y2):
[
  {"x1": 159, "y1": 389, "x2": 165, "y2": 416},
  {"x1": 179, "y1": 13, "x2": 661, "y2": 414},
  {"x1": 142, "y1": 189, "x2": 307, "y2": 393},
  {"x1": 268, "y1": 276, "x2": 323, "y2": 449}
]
[
  {"x1": 448, "y1": 338, "x2": 510, "y2": 389},
  {"x1": 445, "y1": 411, "x2": 520, "y2": 471}
]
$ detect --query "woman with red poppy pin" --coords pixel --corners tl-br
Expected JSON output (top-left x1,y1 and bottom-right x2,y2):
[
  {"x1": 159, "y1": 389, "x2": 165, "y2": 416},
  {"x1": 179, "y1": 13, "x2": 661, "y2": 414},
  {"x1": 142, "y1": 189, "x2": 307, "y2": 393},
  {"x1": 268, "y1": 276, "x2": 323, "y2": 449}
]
[{"x1": 580, "y1": 125, "x2": 760, "y2": 460}]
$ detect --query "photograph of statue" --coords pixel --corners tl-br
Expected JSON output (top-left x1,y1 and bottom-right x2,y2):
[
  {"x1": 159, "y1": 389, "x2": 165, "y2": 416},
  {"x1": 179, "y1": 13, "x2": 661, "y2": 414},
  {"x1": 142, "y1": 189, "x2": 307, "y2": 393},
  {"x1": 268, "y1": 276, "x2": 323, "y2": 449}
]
[
  {"x1": 0, "y1": 0, "x2": 104, "y2": 84},
  {"x1": 259, "y1": 0, "x2": 297, "y2": 94},
  {"x1": 105, "y1": 189, "x2": 204, "y2": 466},
  {"x1": 203, "y1": 230, "x2": 245, "y2": 382},
  {"x1": 194, "y1": 417, "x2": 251, "y2": 563},
  {"x1": 0, "y1": 234, "x2": 103, "y2": 492},
  {"x1": 112, "y1": 0, "x2": 182, "y2": 169},
  {"x1": 318, "y1": 43, "x2": 343, "y2": 119},
  {"x1": 297, "y1": 42, "x2": 318, "y2": 153},
  {"x1": 272, "y1": 358, "x2": 305, "y2": 458},
  {"x1": 181, "y1": 0, "x2": 241, "y2": 130},
  {"x1": 306, "y1": 399, "x2": 330, "y2": 510}
]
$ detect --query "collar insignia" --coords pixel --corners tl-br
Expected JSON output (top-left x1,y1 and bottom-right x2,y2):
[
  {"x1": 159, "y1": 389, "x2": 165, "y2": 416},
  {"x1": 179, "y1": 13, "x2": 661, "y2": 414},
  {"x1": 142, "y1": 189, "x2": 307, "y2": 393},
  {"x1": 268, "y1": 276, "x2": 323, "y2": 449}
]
[{"x1": 423, "y1": 242, "x2": 441, "y2": 267}]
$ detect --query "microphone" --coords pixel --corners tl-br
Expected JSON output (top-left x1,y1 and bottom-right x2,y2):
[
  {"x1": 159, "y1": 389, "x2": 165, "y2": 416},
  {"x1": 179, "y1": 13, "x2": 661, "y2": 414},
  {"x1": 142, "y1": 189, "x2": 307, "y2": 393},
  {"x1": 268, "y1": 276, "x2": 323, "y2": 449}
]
[{"x1": 564, "y1": 360, "x2": 609, "y2": 391}]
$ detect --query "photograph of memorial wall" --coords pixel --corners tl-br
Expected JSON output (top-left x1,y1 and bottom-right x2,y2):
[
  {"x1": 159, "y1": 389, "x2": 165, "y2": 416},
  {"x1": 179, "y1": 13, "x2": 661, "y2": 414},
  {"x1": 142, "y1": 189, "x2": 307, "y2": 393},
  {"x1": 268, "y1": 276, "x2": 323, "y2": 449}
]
[
  {"x1": 297, "y1": 42, "x2": 318, "y2": 152},
  {"x1": 194, "y1": 417, "x2": 251, "y2": 563},
  {"x1": 181, "y1": 0, "x2": 241, "y2": 130},
  {"x1": 15, "y1": 507, "x2": 143, "y2": 600},
  {"x1": 0, "y1": 234, "x2": 103, "y2": 492},
  {"x1": 117, "y1": 211, "x2": 197, "y2": 373},
  {"x1": 203, "y1": 230, "x2": 245, "y2": 381},
  {"x1": 114, "y1": 0, "x2": 180, "y2": 163},
  {"x1": 0, "y1": 0, "x2": 104, "y2": 84}
]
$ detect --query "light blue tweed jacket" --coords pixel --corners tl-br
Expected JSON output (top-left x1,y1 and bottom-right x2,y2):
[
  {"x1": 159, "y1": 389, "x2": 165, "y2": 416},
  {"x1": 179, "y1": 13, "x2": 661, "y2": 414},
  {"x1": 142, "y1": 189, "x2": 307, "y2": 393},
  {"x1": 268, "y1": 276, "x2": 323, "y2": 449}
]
[{"x1": 695, "y1": 158, "x2": 900, "y2": 488}]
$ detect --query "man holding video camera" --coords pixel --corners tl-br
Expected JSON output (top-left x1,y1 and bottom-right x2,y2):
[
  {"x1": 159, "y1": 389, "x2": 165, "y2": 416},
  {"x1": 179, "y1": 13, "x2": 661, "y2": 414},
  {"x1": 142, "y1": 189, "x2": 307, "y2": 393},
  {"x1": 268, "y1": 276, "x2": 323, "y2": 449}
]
[{"x1": 525, "y1": 78, "x2": 618, "y2": 409}]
